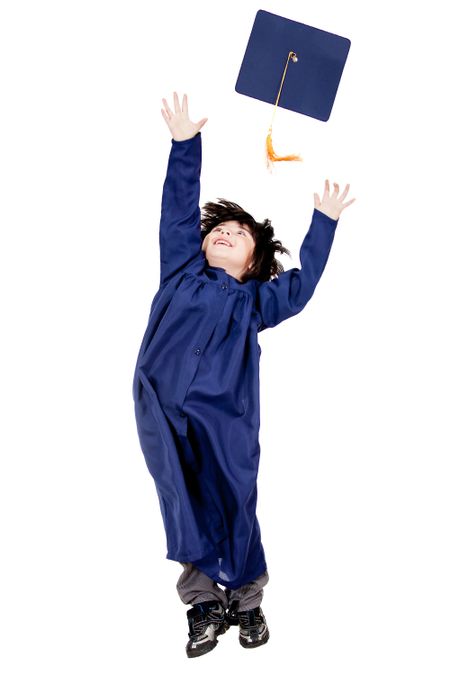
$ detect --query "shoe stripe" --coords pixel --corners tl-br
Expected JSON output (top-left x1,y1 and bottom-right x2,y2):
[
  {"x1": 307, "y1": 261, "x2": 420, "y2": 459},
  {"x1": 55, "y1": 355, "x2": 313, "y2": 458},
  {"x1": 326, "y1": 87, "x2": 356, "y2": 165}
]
[{"x1": 191, "y1": 624, "x2": 216, "y2": 646}]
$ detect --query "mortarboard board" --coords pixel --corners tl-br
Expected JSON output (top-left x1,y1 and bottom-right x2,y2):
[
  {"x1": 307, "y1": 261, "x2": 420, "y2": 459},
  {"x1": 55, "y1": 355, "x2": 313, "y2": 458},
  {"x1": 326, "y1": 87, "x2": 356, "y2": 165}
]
[{"x1": 235, "y1": 10, "x2": 351, "y2": 168}]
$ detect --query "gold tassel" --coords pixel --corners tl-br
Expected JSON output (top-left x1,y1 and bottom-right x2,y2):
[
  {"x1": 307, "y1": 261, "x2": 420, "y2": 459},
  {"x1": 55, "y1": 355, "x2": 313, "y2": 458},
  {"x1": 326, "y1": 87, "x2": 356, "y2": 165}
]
[
  {"x1": 266, "y1": 51, "x2": 303, "y2": 169},
  {"x1": 266, "y1": 126, "x2": 302, "y2": 168}
]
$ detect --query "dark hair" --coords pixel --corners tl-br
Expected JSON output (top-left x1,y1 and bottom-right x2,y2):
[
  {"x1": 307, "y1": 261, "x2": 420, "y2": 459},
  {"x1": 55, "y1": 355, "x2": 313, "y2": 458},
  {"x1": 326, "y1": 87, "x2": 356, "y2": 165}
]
[{"x1": 200, "y1": 198, "x2": 291, "y2": 282}]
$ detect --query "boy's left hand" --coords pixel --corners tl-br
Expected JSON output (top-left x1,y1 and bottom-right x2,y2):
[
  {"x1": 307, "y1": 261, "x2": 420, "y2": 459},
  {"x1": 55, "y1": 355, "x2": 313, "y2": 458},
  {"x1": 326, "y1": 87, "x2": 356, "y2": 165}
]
[{"x1": 314, "y1": 180, "x2": 356, "y2": 220}]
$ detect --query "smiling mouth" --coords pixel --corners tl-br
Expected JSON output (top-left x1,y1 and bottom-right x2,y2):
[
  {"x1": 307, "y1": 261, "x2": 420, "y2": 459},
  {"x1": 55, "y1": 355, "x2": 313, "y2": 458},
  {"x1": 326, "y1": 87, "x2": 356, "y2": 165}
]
[{"x1": 214, "y1": 239, "x2": 232, "y2": 247}]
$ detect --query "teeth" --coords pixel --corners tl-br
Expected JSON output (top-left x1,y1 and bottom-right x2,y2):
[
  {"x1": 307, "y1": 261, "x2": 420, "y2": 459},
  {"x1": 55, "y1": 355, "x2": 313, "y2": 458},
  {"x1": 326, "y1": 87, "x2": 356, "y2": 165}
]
[{"x1": 215, "y1": 241, "x2": 230, "y2": 246}]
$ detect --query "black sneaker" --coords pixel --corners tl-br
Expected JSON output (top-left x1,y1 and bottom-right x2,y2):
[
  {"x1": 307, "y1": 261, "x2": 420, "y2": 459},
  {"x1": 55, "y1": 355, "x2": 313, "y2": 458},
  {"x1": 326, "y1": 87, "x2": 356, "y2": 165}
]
[
  {"x1": 185, "y1": 601, "x2": 229, "y2": 658},
  {"x1": 237, "y1": 606, "x2": 270, "y2": 648}
]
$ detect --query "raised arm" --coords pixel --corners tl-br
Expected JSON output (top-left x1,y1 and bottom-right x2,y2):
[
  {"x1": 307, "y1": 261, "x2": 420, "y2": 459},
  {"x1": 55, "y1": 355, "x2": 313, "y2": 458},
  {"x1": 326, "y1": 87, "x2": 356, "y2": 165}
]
[
  {"x1": 256, "y1": 180, "x2": 355, "y2": 330},
  {"x1": 158, "y1": 93, "x2": 208, "y2": 286}
]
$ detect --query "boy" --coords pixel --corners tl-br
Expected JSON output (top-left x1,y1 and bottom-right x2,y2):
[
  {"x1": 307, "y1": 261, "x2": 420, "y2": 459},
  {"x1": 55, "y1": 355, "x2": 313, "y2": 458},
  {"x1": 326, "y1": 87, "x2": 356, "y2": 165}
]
[{"x1": 132, "y1": 92, "x2": 355, "y2": 657}]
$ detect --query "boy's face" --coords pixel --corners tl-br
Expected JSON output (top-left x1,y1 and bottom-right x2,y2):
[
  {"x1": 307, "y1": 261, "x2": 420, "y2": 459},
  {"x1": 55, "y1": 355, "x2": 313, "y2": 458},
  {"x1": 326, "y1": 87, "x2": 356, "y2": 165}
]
[{"x1": 201, "y1": 220, "x2": 255, "y2": 281}]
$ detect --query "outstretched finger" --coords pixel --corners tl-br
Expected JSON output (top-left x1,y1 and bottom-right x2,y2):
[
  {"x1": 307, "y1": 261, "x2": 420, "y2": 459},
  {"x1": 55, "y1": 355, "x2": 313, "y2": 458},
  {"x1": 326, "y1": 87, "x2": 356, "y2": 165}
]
[
  {"x1": 182, "y1": 93, "x2": 188, "y2": 115},
  {"x1": 342, "y1": 198, "x2": 356, "y2": 209},
  {"x1": 322, "y1": 179, "x2": 330, "y2": 201},
  {"x1": 195, "y1": 117, "x2": 208, "y2": 131},
  {"x1": 173, "y1": 91, "x2": 181, "y2": 113},
  {"x1": 333, "y1": 182, "x2": 339, "y2": 194},
  {"x1": 162, "y1": 98, "x2": 173, "y2": 117},
  {"x1": 339, "y1": 184, "x2": 350, "y2": 201}
]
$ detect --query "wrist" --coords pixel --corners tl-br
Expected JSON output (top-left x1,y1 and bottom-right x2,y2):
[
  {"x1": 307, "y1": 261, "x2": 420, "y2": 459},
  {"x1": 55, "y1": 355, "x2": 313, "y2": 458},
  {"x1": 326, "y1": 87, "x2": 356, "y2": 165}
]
[
  {"x1": 313, "y1": 207, "x2": 339, "y2": 223},
  {"x1": 172, "y1": 131, "x2": 200, "y2": 143}
]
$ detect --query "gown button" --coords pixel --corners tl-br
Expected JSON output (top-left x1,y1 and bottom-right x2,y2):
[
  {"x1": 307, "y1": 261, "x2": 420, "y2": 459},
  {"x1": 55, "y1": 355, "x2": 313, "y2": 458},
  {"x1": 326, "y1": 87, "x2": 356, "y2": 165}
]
[
  {"x1": 194, "y1": 348, "x2": 201, "y2": 355},
  {"x1": 221, "y1": 283, "x2": 228, "y2": 290}
]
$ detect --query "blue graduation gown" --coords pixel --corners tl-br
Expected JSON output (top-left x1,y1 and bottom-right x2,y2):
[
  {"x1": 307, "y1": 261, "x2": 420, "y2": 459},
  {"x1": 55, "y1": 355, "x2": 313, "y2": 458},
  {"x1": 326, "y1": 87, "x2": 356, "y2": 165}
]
[{"x1": 132, "y1": 132, "x2": 338, "y2": 589}]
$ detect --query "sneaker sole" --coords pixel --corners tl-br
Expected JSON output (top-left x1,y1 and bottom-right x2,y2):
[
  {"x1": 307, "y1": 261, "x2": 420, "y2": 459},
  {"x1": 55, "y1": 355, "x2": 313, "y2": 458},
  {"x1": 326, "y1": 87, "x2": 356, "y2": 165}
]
[{"x1": 239, "y1": 627, "x2": 270, "y2": 649}]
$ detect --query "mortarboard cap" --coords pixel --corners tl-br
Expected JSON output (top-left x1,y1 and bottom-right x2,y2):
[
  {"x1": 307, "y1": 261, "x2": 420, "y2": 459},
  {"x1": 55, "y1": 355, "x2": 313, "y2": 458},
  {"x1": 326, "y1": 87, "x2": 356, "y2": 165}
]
[{"x1": 235, "y1": 10, "x2": 351, "y2": 167}]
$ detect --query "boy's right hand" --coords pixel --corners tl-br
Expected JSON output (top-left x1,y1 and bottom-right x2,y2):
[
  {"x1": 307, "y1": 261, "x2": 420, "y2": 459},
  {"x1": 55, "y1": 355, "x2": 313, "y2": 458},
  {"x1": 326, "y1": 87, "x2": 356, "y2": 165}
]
[{"x1": 161, "y1": 92, "x2": 208, "y2": 141}]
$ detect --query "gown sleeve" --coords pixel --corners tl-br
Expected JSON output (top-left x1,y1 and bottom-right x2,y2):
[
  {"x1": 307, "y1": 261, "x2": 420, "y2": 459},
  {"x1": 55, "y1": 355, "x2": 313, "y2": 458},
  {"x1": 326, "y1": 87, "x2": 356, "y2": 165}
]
[
  {"x1": 256, "y1": 208, "x2": 339, "y2": 331},
  {"x1": 159, "y1": 132, "x2": 203, "y2": 286}
]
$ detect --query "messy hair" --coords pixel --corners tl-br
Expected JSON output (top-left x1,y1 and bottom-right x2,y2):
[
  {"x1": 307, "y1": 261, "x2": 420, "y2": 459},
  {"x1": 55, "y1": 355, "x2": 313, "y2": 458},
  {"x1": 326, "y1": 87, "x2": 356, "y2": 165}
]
[{"x1": 200, "y1": 198, "x2": 291, "y2": 283}]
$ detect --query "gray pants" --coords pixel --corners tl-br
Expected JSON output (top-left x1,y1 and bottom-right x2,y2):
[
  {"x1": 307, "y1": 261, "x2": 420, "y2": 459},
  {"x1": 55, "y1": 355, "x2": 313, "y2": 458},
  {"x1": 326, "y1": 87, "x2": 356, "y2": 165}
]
[{"x1": 176, "y1": 563, "x2": 269, "y2": 612}]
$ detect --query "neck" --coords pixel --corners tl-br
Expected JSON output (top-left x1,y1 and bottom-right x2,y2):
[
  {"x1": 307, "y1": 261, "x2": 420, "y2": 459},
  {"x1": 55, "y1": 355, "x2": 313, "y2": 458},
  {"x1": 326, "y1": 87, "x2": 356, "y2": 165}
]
[{"x1": 207, "y1": 258, "x2": 247, "y2": 282}]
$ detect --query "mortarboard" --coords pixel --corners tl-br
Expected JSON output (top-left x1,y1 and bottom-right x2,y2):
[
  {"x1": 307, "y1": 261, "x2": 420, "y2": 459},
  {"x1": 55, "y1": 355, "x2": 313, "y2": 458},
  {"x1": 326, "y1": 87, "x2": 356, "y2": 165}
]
[{"x1": 235, "y1": 10, "x2": 351, "y2": 168}]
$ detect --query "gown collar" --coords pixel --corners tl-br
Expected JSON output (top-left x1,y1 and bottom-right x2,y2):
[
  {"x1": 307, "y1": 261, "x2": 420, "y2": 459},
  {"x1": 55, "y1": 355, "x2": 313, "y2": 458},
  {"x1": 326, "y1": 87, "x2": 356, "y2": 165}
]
[{"x1": 203, "y1": 263, "x2": 258, "y2": 297}]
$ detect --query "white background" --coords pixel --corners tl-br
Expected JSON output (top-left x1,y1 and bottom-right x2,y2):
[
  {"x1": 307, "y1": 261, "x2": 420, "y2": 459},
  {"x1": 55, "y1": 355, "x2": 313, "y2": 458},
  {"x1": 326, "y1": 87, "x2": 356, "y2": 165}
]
[{"x1": 1, "y1": 0, "x2": 449, "y2": 672}]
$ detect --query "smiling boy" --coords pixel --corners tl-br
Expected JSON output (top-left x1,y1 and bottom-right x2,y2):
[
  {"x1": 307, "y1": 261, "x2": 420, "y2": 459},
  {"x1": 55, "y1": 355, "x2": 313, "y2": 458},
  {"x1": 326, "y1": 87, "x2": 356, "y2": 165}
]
[{"x1": 132, "y1": 92, "x2": 355, "y2": 657}]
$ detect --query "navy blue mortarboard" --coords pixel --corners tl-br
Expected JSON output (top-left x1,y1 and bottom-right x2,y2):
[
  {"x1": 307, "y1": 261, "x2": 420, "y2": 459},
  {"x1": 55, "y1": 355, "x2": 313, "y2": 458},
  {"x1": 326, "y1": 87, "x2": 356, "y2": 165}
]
[{"x1": 235, "y1": 10, "x2": 351, "y2": 167}]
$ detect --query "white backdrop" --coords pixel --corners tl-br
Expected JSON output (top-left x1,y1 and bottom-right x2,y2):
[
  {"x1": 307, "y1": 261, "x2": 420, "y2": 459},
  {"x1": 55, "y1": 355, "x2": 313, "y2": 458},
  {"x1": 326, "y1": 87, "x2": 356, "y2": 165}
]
[{"x1": 1, "y1": 0, "x2": 449, "y2": 672}]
